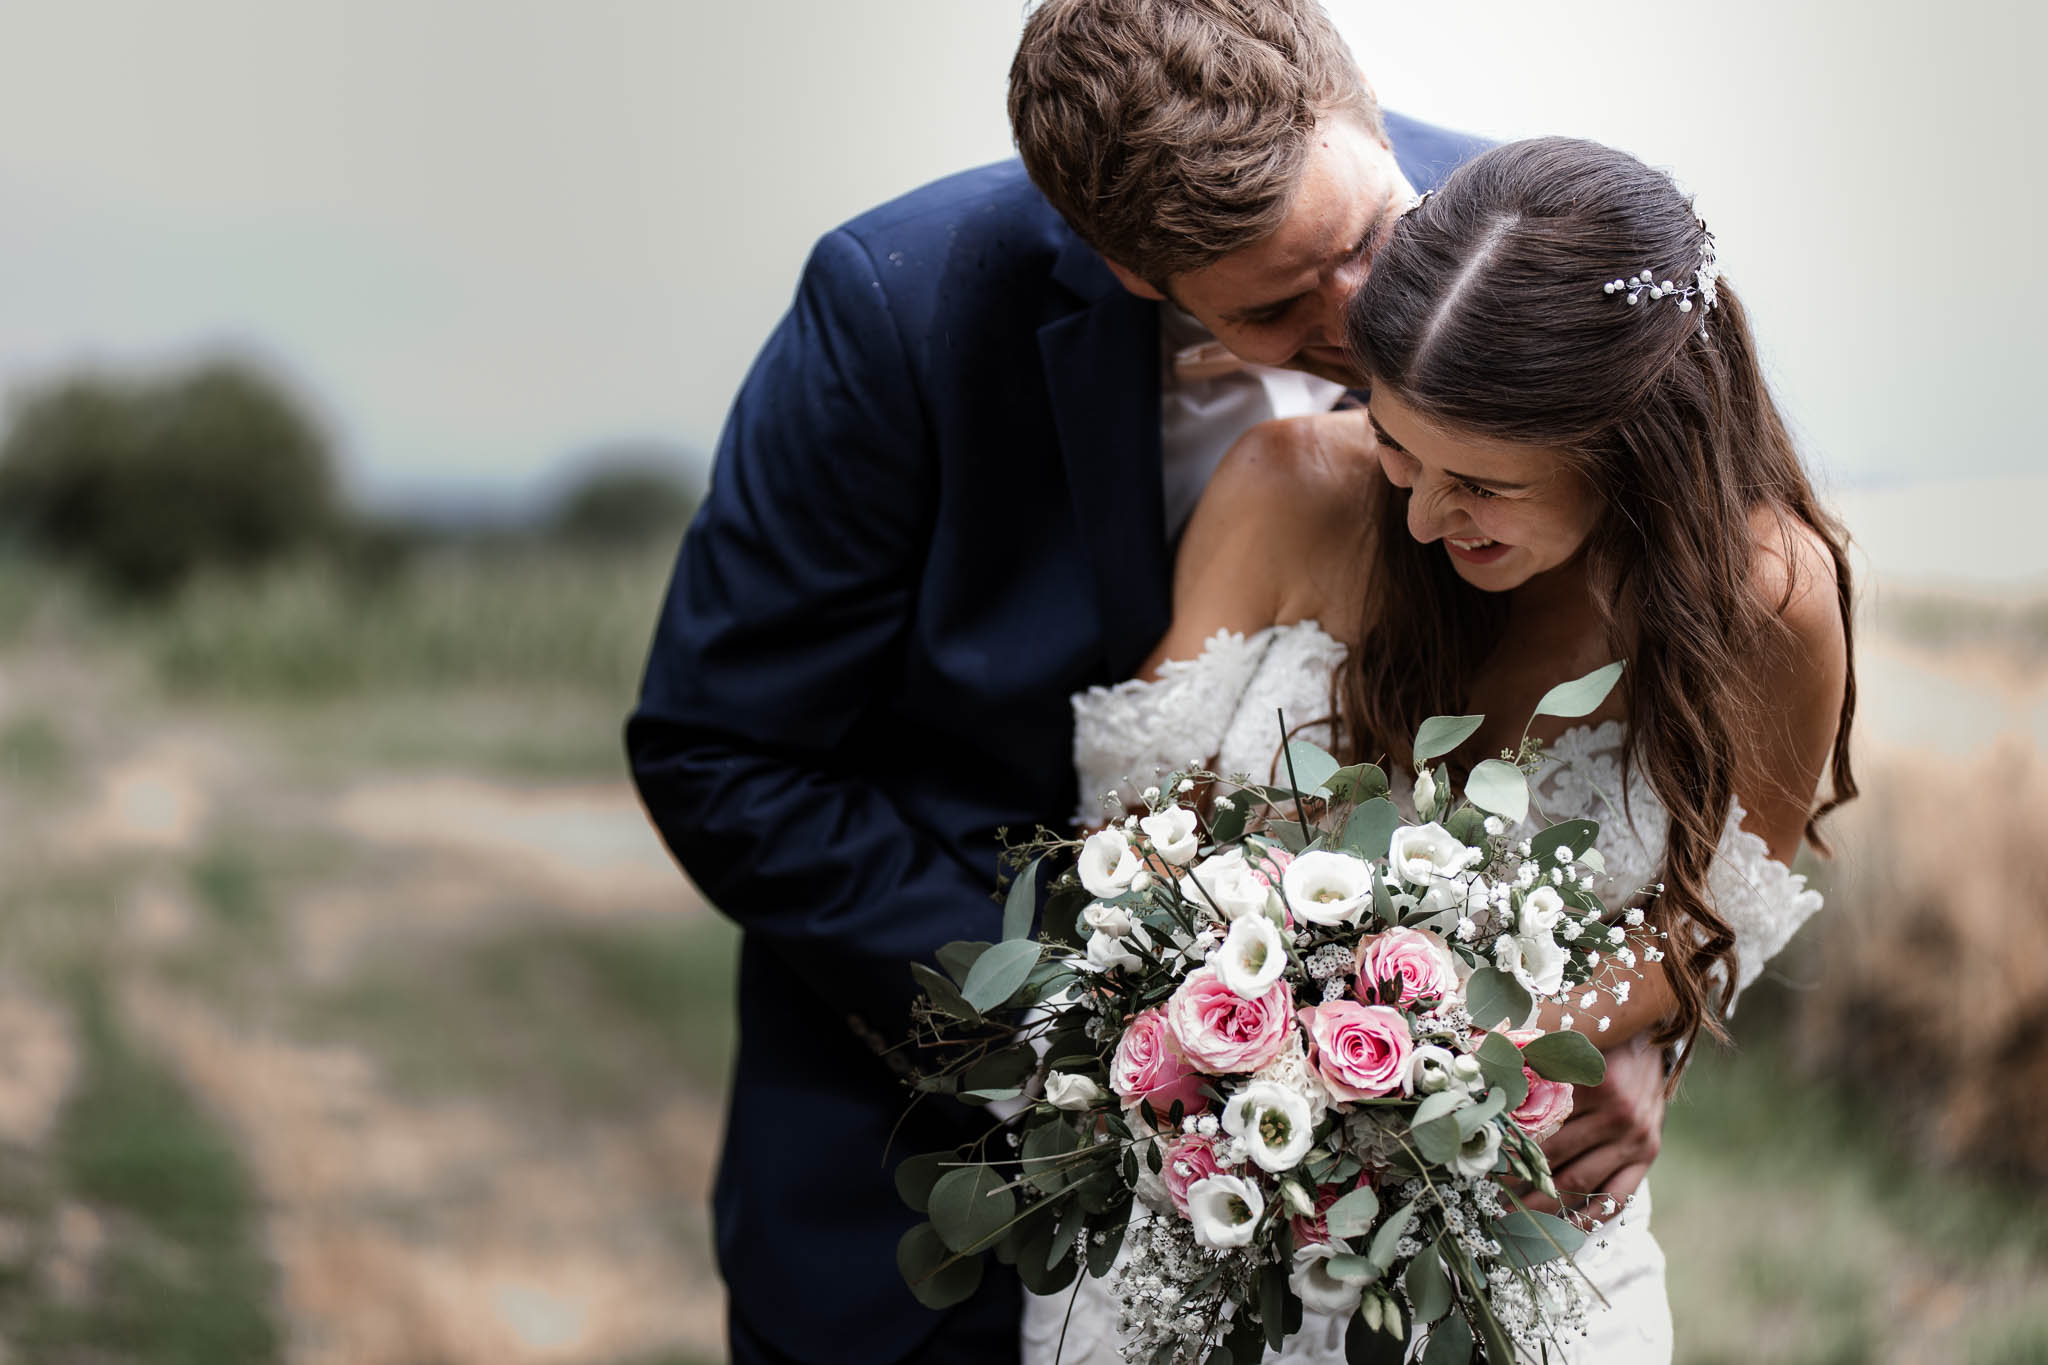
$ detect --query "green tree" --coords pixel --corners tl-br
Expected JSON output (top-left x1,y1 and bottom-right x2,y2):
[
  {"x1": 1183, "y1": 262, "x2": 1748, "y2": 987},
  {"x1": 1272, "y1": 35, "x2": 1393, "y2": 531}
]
[
  {"x1": 0, "y1": 358, "x2": 340, "y2": 598},
  {"x1": 547, "y1": 445, "x2": 703, "y2": 551}
]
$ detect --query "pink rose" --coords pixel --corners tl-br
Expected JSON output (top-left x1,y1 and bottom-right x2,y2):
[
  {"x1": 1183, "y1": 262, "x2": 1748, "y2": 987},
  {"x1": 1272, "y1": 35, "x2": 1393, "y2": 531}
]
[
  {"x1": 1354, "y1": 927, "x2": 1460, "y2": 1006},
  {"x1": 1111, "y1": 1008, "x2": 1210, "y2": 1117},
  {"x1": 1505, "y1": 1028, "x2": 1576, "y2": 1142},
  {"x1": 1162, "y1": 1134, "x2": 1224, "y2": 1215},
  {"x1": 1166, "y1": 968, "x2": 1295, "y2": 1074},
  {"x1": 1301, "y1": 1001, "x2": 1413, "y2": 1101},
  {"x1": 1246, "y1": 845, "x2": 1295, "y2": 888}
]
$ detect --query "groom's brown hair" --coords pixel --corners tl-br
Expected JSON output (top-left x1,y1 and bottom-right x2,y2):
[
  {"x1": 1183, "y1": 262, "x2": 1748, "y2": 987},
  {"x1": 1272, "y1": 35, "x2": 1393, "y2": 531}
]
[{"x1": 1009, "y1": 0, "x2": 1381, "y2": 286}]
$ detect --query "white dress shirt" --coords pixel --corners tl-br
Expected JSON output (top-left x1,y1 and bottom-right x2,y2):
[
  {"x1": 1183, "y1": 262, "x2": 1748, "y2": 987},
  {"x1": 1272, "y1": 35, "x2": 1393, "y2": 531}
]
[{"x1": 1157, "y1": 304, "x2": 1347, "y2": 541}]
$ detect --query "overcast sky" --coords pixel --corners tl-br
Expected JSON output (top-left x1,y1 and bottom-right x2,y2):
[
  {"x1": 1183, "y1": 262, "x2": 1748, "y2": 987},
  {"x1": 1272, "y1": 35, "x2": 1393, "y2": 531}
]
[{"x1": 0, "y1": 0, "x2": 2037, "y2": 515}]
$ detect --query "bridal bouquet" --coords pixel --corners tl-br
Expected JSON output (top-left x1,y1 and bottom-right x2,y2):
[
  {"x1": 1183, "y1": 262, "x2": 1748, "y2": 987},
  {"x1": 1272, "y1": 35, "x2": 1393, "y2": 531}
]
[{"x1": 895, "y1": 663, "x2": 1660, "y2": 1364}]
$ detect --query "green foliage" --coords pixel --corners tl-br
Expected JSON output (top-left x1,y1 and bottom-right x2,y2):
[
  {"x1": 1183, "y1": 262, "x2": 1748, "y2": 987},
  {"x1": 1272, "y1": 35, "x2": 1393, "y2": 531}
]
[
  {"x1": 147, "y1": 542, "x2": 670, "y2": 699},
  {"x1": 0, "y1": 360, "x2": 339, "y2": 599},
  {"x1": 546, "y1": 449, "x2": 702, "y2": 550},
  {"x1": 1412, "y1": 713, "x2": 1483, "y2": 765},
  {"x1": 37, "y1": 974, "x2": 279, "y2": 1362}
]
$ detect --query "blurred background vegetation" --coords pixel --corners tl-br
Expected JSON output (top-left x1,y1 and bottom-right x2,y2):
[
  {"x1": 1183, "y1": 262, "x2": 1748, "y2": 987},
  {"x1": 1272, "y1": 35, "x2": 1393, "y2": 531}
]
[{"x1": 0, "y1": 349, "x2": 2042, "y2": 1365}]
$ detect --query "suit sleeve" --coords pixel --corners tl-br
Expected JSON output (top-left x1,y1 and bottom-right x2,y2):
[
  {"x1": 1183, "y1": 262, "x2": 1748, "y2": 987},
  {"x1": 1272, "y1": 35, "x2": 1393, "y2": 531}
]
[{"x1": 626, "y1": 227, "x2": 1000, "y2": 1043}]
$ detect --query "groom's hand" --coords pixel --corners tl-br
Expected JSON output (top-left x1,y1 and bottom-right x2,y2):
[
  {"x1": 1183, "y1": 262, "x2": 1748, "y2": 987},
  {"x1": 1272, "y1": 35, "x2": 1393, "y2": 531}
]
[{"x1": 1527, "y1": 1032, "x2": 1666, "y2": 1224}]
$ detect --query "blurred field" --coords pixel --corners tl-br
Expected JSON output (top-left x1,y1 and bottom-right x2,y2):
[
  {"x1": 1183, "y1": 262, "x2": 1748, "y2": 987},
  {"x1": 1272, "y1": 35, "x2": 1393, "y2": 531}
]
[{"x1": 1, "y1": 544, "x2": 2044, "y2": 1364}]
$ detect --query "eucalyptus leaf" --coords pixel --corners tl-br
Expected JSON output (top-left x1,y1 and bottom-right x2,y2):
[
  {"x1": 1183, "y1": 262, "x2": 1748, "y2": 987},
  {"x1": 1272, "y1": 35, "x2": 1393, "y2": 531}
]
[
  {"x1": 960, "y1": 937, "x2": 1042, "y2": 1013},
  {"x1": 1325, "y1": 762, "x2": 1390, "y2": 804},
  {"x1": 1411, "y1": 1090, "x2": 1468, "y2": 1127},
  {"x1": 1408, "y1": 1112, "x2": 1462, "y2": 1165},
  {"x1": 1022, "y1": 1119, "x2": 1080, "y2": 1194},
  {"x1": 1366, "y1": 1200, "x2": 1417, "y2": 1271},
  {"x1": 1340, "y1": 798, "x2": 1400, "y2": 861},
  {"x1": 909, "y1": 962, "x2": 980, "y2": 1022},
  {"x1": 894, "y1": 1152, "x2": 952, "y2": 1214},
  {"x1": 1086, "y1": 1216, "x2": 1128, "y2": 1277},
  {"x1": 1003, "y1": 855, "x2": 1044, "y2": 942},
  {"x1": 1532, "y1": 660, "x2": 1625, "y2": 719},
  {"x1": 1260, "y1": 1258, "x2": 1288, "y2": 1351},
  {"x1": 1324, "y1": 1252, "x2": 1381, "y2": 1284},
  {"x1": 1473, "y1": 1031, "x2": 1531, "y2": 1109},
  {"x1": 934, "y1": 941, "x2": 993, "y2": 989},
  {"x1": 897, "y1": 1221, "x2": 984, "y2": 1309},
  {"x1": 1443, "y1": 806, "x2": 1487, "y2": 848},
  {"x1": 1324, "y1": 1186, "x2": 1381, "y2": 1239},
  {"x1": 958, "y1": 1087, "x2": 1023, "y2": 1103},
  {"x1": 1462, "y1": 966, "x2": 1534, "y2": 1031},
  {"x1": 1528, "y1": 818, "x2": 1600, "y2": 866},
  {"x1": 1418, "y1": 1310, "x2": 1473, "y2": 1365},
  {"x1": 1520, "y1": 1029, "x2": 1608, "y2": 1085},
  {"x1": 1209, "y1": 799, "x2": 1249, "y2": 844},
  {"x1": 1414, "y1": 713, "x2": 1484, "y2": 764},
  {"x1": 1404, "y1": 1243, "x2": 1452, "y2": 1325},
  {"x1": 1493, "y1": 1208, "x2": 1587, "y2": 1269},
  {"x1": 1454, "y1": 1086, "x2": 1508, "y2": 1138},
  {"x1": 1464, "y1": 758, "x2": 1530, "y2": 823},
  {"x1": 962, "y1": 1045, "x2": 1037, "y2": 1095},
  {"x1": 1285, "y1": 739, "x2": 1342, "y2": 795},
  {"x1": 929, "y1": 1164, "x2": 1015, "y2": 1254},
  {"x1": 1271, "y1": 821, "x2": 1309, "y2": 854}
]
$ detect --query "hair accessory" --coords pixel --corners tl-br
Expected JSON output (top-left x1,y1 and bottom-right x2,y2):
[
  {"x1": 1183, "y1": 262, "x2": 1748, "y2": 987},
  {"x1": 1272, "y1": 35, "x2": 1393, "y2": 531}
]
[{"x1": 1602, "y1": 226, "x2": 1720, "y2": 328}]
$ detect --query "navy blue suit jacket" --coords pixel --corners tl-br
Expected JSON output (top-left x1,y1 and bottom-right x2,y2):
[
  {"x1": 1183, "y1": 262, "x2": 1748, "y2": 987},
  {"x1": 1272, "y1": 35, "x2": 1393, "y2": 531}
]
[{"x1": 628, "y1": 111, "x2": 1486, "y2": 1364}]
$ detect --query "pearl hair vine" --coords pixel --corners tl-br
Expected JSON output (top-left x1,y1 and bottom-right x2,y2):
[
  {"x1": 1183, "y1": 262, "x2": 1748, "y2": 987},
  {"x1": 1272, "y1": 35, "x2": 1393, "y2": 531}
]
[{"x1": 1601, "y1": 225, "x2": 1721, "y2": 330}]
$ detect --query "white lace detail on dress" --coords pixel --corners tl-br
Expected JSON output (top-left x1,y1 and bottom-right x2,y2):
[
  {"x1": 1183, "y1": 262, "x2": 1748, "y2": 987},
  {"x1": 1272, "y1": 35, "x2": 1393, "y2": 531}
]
[{"x1": 1072, "y1": 624, "x2": 1346, "y2": 824}]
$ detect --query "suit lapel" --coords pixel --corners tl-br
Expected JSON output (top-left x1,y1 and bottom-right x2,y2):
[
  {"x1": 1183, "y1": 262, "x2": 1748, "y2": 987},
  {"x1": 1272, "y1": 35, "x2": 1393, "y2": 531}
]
[{"x1": 1039, "y1": 238, "x2": 1170, "y2": 683}]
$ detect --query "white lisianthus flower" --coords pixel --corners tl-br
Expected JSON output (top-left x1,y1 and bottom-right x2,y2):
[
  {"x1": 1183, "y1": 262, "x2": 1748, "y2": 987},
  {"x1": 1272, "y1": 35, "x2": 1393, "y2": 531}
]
[
  {"x1": 1451, "y1": 1121, "x2": 1503, "y2": 1177},
  {"x1": 1185, "y1": 1174, "x2": 1264, "y2": 1248},
  {"x1": 1184, "y1": 849, "x2": 1273, "y2": 922},
  {"x1": 1492, "y1": 930, "x2": 1567, "y2": 1004},
  {"x1": 1281, "y1": 850, "x2": 1375, "y2": 927},
  {"x1": 1078, "y1": 829, "x2": 1142, "y2": 899},
  {"x1": 1291, "y1": 1242, "x2": 1368, "y2": 1314},
  {"x1": 1043, "y1": 1071, "x2": 1106, "y2": 1111},
  {"x1": 1215, "y1": 913, "x2": 1287, "y2": 998},
  {"x1": 1291, "y1": 1252, "x2": 1366, "y2": 1318},
  {"x1": 1388, "y1": 822, "x2": 1479, "y2": 890},
  {"x1": 1080, "y1": 901, "x2": 1135, "y2": 938},
  {"x1": 1085, "y1": 929, "x2": 1143, "y2": 975},
  {"x1": 1489, "y1": 884, "x2": 1569, "y2": 1001},
  {"x1": 1221, "y1": 1080, "x2": 1315, "y2": 1173},
  {"x1": 1409, "y1": 1044, "x2": 1460, "y2": 1095},
  {"x1": 1520, "y1": 885, "x2": 1566, "y2": 934},
  {"x1": 1139, "y1": 806, "x2": 1200, "y2": 866}
]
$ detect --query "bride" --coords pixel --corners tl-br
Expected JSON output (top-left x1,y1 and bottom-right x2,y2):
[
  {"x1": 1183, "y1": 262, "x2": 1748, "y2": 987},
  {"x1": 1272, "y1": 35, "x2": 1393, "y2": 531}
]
[{"x1": 1022, "y1": 136, "x2": 1856, "y2": 1363}]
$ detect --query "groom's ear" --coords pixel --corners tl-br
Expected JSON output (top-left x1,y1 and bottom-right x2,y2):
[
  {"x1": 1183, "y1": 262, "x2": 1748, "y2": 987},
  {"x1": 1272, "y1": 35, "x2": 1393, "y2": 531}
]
[{"x1": 1102, "y1": 257, "x2": 1169, "y2": 302}]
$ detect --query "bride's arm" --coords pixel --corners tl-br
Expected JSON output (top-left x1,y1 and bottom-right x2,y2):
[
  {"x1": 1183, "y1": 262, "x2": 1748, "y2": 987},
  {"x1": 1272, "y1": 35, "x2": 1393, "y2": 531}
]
[
  {"x1": 1135, "y1": 411, "x2": 1378, "y2": 680},
  {"x1": 1529, "y1": 515, "x2": 1849, "y2": 1215}
]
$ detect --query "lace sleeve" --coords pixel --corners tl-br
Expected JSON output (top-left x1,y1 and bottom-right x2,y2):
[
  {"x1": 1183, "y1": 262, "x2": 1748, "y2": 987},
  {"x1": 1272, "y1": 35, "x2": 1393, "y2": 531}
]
[
  {"x1": 1709, "y1": 803, "x2": 1826, "y2": 1001},
  {"x1": 1069, "y1": 628, "x2": 1279, "y2": 825}
]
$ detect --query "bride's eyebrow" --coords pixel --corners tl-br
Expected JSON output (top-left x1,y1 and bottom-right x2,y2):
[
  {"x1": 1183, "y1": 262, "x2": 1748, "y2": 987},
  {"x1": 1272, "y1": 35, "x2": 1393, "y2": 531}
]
[{"x1": 1368, "y1": 413, "x2": 1532, "y2": 492}]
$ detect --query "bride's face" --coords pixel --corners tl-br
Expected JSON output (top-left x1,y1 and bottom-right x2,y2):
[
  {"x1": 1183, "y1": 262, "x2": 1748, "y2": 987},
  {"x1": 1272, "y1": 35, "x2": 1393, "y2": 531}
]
[{"x1": 1366, "y1": 388, "x2": 1604, "y2": 593}]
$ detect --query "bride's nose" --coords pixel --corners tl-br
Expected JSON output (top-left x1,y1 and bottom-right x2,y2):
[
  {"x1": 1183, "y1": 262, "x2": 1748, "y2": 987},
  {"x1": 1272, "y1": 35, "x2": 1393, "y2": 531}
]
[{"x1": 1406, "y1": 484, "x2": 1452, "y2": 543}]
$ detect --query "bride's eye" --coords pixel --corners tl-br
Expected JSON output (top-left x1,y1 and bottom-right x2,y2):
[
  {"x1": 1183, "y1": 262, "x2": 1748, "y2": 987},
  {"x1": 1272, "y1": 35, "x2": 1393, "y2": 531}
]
[{"x1": 1458, "y1": 478, "x2": 1500, "y2": 500}]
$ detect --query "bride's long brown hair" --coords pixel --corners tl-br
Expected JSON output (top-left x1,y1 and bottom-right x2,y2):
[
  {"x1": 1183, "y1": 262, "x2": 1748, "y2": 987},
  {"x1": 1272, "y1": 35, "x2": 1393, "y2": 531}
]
[{"x1": 1342, "y1": 138, "x2": 1858, "y2": 1060}]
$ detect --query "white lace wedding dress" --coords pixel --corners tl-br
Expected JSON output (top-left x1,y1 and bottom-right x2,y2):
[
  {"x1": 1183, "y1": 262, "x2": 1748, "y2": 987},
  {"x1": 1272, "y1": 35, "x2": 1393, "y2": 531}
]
[{"x1": 1022, "y1": 621, "x2": 1825, "y2": 1365}]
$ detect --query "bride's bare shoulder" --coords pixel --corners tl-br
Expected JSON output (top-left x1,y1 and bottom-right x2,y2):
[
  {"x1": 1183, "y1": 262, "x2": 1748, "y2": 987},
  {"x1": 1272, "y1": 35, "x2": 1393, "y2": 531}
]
[{"x1": 1139, "y1": 412, "x2": 1380, "y2": 677}]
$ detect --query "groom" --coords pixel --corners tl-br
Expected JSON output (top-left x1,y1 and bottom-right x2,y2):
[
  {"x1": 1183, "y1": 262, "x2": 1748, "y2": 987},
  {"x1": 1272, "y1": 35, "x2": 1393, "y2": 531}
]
[{"x1": 629, "y1": 2, "x2": 1666, "y2": 1362}]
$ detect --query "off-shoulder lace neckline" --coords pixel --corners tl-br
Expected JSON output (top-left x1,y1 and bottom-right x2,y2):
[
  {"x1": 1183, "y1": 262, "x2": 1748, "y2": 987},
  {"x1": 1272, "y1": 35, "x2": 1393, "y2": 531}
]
[{"x1": 1084, "y1": 619, "x2": 1627, "y2": 758}]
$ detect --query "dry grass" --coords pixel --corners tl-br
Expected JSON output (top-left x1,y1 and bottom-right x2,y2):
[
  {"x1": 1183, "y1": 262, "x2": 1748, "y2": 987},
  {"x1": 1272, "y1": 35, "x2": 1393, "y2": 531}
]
[{"x1": 1788, "y1": 744, "x2": 2048, "y2": 1180}]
